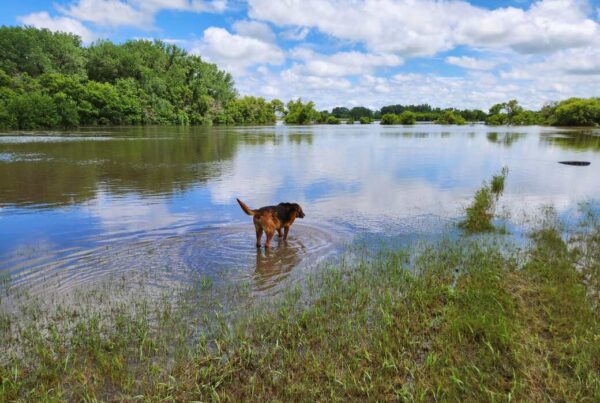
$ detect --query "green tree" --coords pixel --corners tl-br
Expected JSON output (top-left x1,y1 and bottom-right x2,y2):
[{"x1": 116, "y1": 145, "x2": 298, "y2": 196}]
[
  {"x1": 486, "y1": 100, "x2": 534, "y2": 125},
  {"x1": 380, "y1": 113, "x2": 398, "y2": 125},
  {"x1": 435, "y1": 110, "x2": 466, "y2": 125},
  {"x1": 550, "y1": 98, "x2": 600, "y2": 126},
  {"x1": 0, "y1": 26, "x2": 85, "y2": 77},
  {"x1": 398, "y1": 111, "x2": 417, "y2": 124},
  {"x1": 6, "y1": 92, "x2": 59, "y2": 129},
  {"x1": 331, "y1": 106, "x2": 350, "y2": 118},
  {"x1": 284, "y1": 99, "x2": 319, "y2": 124},
  {"x1": 326, "y1": 115, "x2": 340, "y2": 124},
  {"x1": 350, "y1": 106, "x2": 373, "y2": 120}
]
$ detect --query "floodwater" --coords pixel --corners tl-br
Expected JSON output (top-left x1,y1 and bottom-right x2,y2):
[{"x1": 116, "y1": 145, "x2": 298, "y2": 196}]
[{"x1": 1, "y1": 124, "x2": 599, "y2": 295}]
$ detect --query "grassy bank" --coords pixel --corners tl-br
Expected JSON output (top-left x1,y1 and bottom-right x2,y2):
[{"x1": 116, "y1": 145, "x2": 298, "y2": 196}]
[{"x1": 1, "y1": 209, "x2": 600, "y2": 401}]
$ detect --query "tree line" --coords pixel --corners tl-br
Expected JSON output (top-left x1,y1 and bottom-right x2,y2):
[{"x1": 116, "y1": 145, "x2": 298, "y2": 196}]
[
  {"x1": 1, "y1": 27, "x2": 598, "y2": 129},
  {"x1": 329, "y1": 99, "x2": 600, "y2": 126},
  {"x1": 0, "y1": 26, "x2": 280, "y2": 129}
]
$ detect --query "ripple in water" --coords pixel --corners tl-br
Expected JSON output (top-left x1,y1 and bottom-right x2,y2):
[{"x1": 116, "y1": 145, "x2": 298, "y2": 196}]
[{"x1": 2, "y1": 222, "x2": 346, "y2": 297}]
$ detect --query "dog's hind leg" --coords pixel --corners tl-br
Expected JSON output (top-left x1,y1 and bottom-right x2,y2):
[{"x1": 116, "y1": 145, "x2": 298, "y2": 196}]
[
  {"x1": 254, "y1": 224, "x2": 263, "y2": 248},
  {"x1": 283, "y1": 226, "x2": 290, "y2": 240},
  {"x1": 277, "y1": 228, "x2": 282, "y2": 238}
]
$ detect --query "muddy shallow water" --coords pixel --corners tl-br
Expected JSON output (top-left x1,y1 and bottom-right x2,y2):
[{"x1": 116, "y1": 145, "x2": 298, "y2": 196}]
[{"x1": 1, "y1": 124, "x2": 599, "y2": 296}]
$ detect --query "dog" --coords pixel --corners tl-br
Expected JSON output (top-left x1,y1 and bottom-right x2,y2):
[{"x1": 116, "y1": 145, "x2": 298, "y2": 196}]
[{"x1": 236, "y1": 198, "x2": 305, "y2": 248}]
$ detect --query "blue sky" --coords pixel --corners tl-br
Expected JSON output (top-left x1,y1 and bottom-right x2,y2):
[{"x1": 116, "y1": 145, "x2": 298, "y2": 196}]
[{"x1": 1, "y1": 0, "x2": 599, "y2": 111}]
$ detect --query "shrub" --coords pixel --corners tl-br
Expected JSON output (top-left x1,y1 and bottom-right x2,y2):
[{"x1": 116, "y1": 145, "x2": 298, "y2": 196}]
[
  {"x1": 435, "y1": 110, "x2": 466, "y2": 125},
  {"x1": 398, "y1": 111, "x2": 417, "y2": 124},
  {"x1": 326, "y1": 115, "x2": 340, "y2": 124},
  {"x1": 380, "y1": 113, "x2": 398, "y2": 125},
  {"x1": 460, "y1": 167, "x2": 508, "y2": 233}
]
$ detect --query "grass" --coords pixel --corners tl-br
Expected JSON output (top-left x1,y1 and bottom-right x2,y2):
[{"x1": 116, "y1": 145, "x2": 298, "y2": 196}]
[
  {"x1": 460, "y1": 167, "x2": 509, "y2": 233},
  {"x1": 1, "y1": 207, "x2": 600, "y2": 400}
]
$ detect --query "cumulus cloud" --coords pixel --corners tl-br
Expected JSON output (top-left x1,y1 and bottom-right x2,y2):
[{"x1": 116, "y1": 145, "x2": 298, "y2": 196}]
[
  {"x1": 18, "y1": 11, "x2": 96, "y2": 43},
  {"x1": 498, "y1": 44, "x2": 600, "y2": 101},
  {"x1": 456, "y1": 0, "x2": 599, "y2": 54},
  {"x1": 445, "y1": 56, "x2": 498, "y2": 70},
  {"x1": 249, "y1": 0, "x2": 600, "y2": 56},
  {"x1": 290, "y1": 48, "x2": 403, "y2": 77},
  {"x1": 280, "y1": 26, "x2": 310, "y2": 41},
  {"x1": 57, "y1": 0, "x2": 226, "y2": 28},
  {"x1": 191, "y1": 27, "x2": 285, "y2": 75},
  {"x1": 232, "y1": 20, "x2": 276, "y2": 43}
]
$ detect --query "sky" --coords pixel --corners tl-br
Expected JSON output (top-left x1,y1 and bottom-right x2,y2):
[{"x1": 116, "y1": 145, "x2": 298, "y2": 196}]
[{"x1": 1, "y1": 0, "x2": 599, "y2": 111}]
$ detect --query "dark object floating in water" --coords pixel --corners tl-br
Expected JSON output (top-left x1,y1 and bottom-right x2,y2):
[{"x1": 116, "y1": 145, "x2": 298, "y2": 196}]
[{"x1": 558, "y1": 161, "x2": 591, "y2": 166}]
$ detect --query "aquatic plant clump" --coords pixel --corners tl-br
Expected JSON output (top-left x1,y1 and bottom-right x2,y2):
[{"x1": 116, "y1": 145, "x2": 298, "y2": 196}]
[
  {"x1": 460, "y1": 167, "x2": 508, "y2": 233},
  {"x1": 491, "y1": 166, "x2": 509, "y2": 195}
]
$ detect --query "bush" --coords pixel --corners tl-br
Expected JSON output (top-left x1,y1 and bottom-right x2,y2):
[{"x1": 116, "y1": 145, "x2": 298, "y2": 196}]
[
  {"x1": 435, "y1": 110, "x2": 466, "y2": 125},
  {"x1": 398, "y1": 111, "x2": 417, "y2": 124},
  {"x1": 380, "y1": 113, "x2": 398, "y2": 125},
  {"x1": 284, "y1": 99, "x2": 319, "y2": 124},
  {"x1": 551, "y1": 98, "x2": 600, "y2": 126},
  {"x1": 6, "y1": 92, "x2": 59, "y2": 129},
  {"x1": 460, "y1": 167, "x2": 508, "y2": 233},
  {"x1": 359, "y1": 116, "x2": 372, "y2": 124},
  {"x1": 326, "y1": 115, "x2": 340, "y2": 124}
]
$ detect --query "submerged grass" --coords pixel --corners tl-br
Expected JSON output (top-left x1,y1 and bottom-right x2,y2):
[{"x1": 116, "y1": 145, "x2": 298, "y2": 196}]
[
  {"x1": 460, "y1": 167, "x2": 509, "y2": 233},
  {"x1": 1, "y1": 207, "x2": 600, "y2": 401}
]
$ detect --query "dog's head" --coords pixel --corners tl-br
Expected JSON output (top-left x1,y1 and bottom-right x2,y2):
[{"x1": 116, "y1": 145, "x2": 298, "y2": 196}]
[
  {"x1": 280, "y1": 202, "x2": 305, "y2": 218},
  {"x1": 293, "y1": 203, "x2": 305, "y2": 218}
]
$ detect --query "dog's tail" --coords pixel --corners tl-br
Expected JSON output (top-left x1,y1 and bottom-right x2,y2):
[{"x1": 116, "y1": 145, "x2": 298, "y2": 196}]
[{"x1": 236, "y1": 198, "x2": 255, "y2": 216}]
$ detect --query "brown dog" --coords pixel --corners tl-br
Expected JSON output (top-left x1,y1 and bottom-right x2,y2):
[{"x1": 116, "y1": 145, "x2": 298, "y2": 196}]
[{"x1": 237, "y1": 198, "x2": 305, "y2": 248}]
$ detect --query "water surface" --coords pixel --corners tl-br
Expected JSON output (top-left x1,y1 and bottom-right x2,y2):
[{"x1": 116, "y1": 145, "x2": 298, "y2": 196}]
[{"x1": 1, "y1": 124, "x2": 599, "y2": 295}]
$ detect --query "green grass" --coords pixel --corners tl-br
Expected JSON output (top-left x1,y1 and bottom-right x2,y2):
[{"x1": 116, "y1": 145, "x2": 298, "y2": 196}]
[
  {"x1": 460, "y1": 167, "x2": 508, "y2": 233},
  {"x1": 1, "y1": 209, "x2": 600, "y2": 401}
]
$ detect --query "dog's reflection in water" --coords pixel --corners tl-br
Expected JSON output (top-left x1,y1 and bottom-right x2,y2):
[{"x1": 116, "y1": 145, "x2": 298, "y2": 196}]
[{"x1": 253, "y1": 239, "x2": 305, "y2": 291}]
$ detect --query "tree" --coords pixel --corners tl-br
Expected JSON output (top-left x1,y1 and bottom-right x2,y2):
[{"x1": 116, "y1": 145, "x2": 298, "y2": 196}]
[
  {"x1": 6, "y1": 92, "x2": 59, "y2": 129},
  {"x1": 550, "y1": 98, "x2": 600, "y2": 126},
  {"x1": 326, "y1": 115, "x2": 340, "y2": 124},
  {"x1": 398, "y1": 111, "x2": 417, "y2": 124},
  {"x1": 350, "y1": 106, "x2": 373, "y2": 120},
  {"x1": 0, "y1": 26, "x2": 85, "y2": 77},
  {"x1": 435, "y1": 110, "x2": 466, "y2": 125},
  {"x1": 380, "y1": 113, "x2": 398, "y2": 125},
  {"x1": 331, "y1": 106, "x2": 350, "y2": 118},
  {"x1": 284, "y1": 99, "x2": 319, "y2": 124},
  {"x1": 486, "y1": 99, "x2": 542, "y2": 126},
  {"x1": 0, "y1": 28, "x2": 245, "y2": 127}
]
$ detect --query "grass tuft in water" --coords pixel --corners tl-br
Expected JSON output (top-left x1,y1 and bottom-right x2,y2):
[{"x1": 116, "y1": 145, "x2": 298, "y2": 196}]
[{"x1": 460, "y1": 167, "x2": 509, "y2": 233}]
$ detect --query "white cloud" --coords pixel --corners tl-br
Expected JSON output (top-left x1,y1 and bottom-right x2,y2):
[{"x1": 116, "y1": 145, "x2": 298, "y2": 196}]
[
  {"x1": 290, "y1": 48, "x2": 403, "y2": 77},
  {"x1": 456, "y1": 0, "x2": 599, "y2": 54},
  {"x1": 232, "y1": 20, "x2": 276, "y2": 43},
  {"x1": 18, "y1": 11, "x2": 96, "y2": 43},
  {"x1": 57, "y1": 0, "x2": 226, "y2": 28},
  {"x1": 191, "y1": 27, "x2": 285, "y2": 75},
  {"x1": 57, "y1": 0, "x2": 150, "y2": 28},
  {"x1": 445, "y1": 56, "x2": 498, "y2": 70},
  {"x1": 281, "y1": 26, "x2": 310, "y2": 41},
  {"x1": 249, "y1": 0, "x2": 600, "y2": 56}
]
